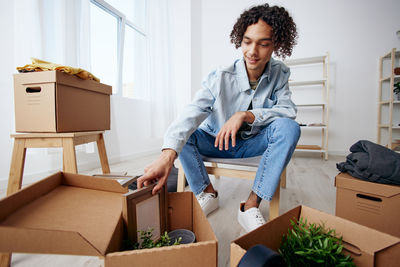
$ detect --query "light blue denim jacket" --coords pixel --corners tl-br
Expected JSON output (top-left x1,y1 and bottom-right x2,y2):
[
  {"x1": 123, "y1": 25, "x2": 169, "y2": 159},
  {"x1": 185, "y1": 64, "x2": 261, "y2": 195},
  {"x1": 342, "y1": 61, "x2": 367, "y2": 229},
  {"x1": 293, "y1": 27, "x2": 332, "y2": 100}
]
[{"x1": 163, "y1": 57, "x2": 297, "y2": 154}]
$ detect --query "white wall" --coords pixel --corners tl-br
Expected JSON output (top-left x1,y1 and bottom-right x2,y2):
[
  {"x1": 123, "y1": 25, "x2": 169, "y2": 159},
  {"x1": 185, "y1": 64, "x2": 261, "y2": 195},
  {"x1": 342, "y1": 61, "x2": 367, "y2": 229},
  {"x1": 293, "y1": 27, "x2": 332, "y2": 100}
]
[
  {"x1": 0, "y1": 0, "x2": 192, "y2": 187},
  {"x1": 200, "y1": 0, "x2": 400, "y2": 154}
]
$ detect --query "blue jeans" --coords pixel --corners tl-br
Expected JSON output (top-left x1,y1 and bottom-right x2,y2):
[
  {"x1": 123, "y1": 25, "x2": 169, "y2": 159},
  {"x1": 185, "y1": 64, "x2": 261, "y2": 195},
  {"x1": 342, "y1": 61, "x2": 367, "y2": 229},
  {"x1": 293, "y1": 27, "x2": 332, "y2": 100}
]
[{"x1": 178, "y1": 118, "x2": 301, "y2": 201}]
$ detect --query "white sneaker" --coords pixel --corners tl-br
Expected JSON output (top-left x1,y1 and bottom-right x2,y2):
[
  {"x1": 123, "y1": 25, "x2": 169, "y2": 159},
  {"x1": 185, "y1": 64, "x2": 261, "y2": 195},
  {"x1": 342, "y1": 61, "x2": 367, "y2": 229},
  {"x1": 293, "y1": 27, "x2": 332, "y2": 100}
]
[
  {"x1": 196, "y1": 191, "x2": 219, "y2": 216},
  {"x1": 238, "y1": 202, "x2": 266, "y2": 233}
]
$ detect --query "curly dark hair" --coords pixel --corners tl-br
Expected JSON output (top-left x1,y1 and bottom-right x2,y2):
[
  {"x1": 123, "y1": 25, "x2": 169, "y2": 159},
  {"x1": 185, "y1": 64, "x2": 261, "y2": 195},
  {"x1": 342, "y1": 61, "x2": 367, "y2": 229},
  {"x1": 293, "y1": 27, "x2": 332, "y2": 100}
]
[{"x1": 230, "y1": 3, "x2": 298, "y2": 59}]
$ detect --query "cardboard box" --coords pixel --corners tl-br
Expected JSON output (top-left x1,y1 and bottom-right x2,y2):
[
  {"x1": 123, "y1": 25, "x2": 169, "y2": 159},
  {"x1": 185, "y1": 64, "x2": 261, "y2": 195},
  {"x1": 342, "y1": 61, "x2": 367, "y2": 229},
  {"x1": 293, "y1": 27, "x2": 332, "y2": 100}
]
[
  {"x1": 335, "y1": 172, "x2": 400, "y2": 238},
  {"x1": 231, "y1": 205, "x2": 400, "y2": 267},
  {"x1": 14, "y1": 71, "x2": 112, "y2": 132},
  {"x1": 0, "y1": 172, "x2": 217, "y2": 267}
]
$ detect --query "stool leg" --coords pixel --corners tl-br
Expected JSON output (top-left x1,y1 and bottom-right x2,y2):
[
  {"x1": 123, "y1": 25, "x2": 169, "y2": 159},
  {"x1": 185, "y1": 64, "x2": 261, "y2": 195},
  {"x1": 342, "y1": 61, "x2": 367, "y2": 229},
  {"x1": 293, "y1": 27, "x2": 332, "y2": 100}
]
[
  {"x1": 7, "y1": 138, "x2": 26, "y2": 195},
  {"x1": 211, "y1": 162, "x2": 220, "y2": 179},
  {"x1": 62, "y1": 138, "x2": 78, "y2": 173},
  {"x1": 2, "y1": 139, "x2": 27, "y2": 267},
  {"x1": 0, "y1": 253, "x2": 11, "y2": 267},
  {"x1": 280, "y1": 168, "x2": 287, "y2": 189},
  {"x1": 269, "y1": 185, "x2": 280, "y2": 220},
  {"x1": 96, "y1": 133, "x2": 110, "y2": 174},
  {"x1": 177, "y1": 165, "x2": 186, "y2": 192}
]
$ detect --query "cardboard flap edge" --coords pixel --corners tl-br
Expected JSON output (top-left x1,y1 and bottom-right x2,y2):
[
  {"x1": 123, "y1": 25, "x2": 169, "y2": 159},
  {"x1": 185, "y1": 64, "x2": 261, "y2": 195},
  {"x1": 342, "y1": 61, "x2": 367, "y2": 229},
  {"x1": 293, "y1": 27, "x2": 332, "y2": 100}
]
[
  {"x1": 62, "y1": 172, "x2": 128, "y2": 193},
  {"x1": 300, "y1": 205, "x2": 400, "y2": 255},
  {"x1": 0, "y1": 225, "x2": 103, "y2": 256}
]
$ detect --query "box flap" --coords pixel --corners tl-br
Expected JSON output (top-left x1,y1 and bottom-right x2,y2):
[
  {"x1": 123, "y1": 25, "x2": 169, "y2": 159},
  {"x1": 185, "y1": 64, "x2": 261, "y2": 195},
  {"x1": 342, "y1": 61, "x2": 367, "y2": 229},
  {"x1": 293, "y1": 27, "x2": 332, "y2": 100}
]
[
  {"x1": 0, "y1": 173, "x2": 124, "y2": 256},
  {"x1": 0, "y1": 172, "x2": 62, "y2": 221},
  {"x1": 192, "y1": 193, "x2": 217, "y2": 242},
  {"x1": 168, "y1": 192, "x2": 193, "y2": 231},
  {"x1": 62, "y1": 172, "x2": 128, "y2": 193},
  {"x1": 335, "y1": 173, "x2": 400, "y2": 198},
  {"x1": 300, "y1": 205, "x2": 400, "y2": 256},
  {"x1": 0, "y1": 226, "x2": 102, "y2": 256}
]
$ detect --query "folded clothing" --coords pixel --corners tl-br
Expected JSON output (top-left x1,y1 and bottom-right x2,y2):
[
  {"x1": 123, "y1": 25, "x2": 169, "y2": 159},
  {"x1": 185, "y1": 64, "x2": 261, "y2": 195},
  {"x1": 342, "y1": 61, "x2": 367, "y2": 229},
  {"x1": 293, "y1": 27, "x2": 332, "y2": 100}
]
[
  {"x1": 17, "y1": 58, "x2": 99, "y2": 82},
  {"x1": 337, "y1": 140, "x2": 400, "y2": 185}
]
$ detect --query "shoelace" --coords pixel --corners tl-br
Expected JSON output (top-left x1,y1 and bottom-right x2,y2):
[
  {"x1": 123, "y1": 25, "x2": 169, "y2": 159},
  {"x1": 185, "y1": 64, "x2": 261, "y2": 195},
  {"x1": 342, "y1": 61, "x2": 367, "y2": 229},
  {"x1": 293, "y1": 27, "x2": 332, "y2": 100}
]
[
  {"x1": 248, "y1": 208, "x2": 266, "y2": 225},
  {"x1": 196, "y1": 192, "x2": 215, "y2": 206}
]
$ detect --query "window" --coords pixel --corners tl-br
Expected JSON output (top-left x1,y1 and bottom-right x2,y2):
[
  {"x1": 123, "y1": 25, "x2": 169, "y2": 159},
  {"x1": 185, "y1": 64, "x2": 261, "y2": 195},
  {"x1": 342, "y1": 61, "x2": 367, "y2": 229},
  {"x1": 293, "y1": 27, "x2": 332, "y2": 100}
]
[{"x1": 90, "y1": 0, "x2": 147, "y2": 99}]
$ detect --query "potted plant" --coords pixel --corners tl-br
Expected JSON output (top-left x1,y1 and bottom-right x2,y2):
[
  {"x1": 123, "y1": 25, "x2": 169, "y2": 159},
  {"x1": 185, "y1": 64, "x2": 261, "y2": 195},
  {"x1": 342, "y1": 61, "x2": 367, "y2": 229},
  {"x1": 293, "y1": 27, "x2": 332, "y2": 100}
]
[
  {"x1": 278, "y1": 218, "x2": 355, "y2": 266},
  {"x1": 394, "y1": 82, "x2": 400, "y2": 101},
  {"x1": 122, "y1": 228, "x2": 182, "y2": 251}
]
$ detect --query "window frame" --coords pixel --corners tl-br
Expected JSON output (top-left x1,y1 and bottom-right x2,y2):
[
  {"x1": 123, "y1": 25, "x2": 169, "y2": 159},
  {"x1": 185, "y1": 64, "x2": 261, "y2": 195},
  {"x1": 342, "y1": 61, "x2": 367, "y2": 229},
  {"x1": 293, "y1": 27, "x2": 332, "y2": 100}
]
[{"x1": 90, "y1": 0, "x2": 147, "y2": 98}]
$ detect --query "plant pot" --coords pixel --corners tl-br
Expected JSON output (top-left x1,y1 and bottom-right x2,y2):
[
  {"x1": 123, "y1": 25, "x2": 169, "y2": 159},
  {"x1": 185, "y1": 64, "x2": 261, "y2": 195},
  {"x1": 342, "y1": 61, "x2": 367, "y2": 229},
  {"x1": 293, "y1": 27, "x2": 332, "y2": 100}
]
[{"x1": 168, "y1": 229, "x2": 196, "y2": 245}]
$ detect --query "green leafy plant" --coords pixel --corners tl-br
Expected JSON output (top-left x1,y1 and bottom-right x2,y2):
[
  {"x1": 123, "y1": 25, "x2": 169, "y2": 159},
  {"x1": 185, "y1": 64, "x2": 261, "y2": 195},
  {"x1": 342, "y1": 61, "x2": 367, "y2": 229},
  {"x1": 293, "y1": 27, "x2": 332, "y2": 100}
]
[
  {"x1": 394, "y1": 82, "x2": 400, "y2": 94},
  {"x1": 278, "y1": 218, "x2": 355, "y2": 267},
  {"x1": 122, "y1": 228, "x2": 182, "y2": 251}
]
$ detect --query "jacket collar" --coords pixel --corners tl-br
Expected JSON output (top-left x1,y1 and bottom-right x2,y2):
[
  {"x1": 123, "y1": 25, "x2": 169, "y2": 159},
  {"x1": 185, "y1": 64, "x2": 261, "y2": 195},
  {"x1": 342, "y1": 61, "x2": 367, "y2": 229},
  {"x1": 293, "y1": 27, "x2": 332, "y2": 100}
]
[{"x1": 236, "y1": 58, "x2": 273, "y2": 92}]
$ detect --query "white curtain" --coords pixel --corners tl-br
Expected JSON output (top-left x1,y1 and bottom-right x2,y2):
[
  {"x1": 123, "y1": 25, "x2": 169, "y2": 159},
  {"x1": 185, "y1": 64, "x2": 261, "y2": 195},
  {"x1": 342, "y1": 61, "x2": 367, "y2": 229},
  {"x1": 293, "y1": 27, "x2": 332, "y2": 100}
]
[
  {"x1": 147, "y1": 0, "x2": 177, "y2": 138},
  {"x1": 14, "y1": 0, "x2": 91, "y2": 68},
  {"x1": 14, "y1": 0, "x2": 94, "y2": 153}
]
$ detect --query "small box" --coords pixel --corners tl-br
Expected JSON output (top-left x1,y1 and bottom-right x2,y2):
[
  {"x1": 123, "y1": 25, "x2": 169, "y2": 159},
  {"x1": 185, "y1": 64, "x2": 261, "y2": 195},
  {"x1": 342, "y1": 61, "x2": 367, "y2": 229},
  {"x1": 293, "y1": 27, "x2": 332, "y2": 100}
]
[
  {"x1": 335, "y1": 172, "x2": 400, "y2": 238},
  {"x1": 13, "y1": 71, "x2": 112, "y2": 132},
  {"x1": 231, "y1": 205, "x2": 400, "y2": 267},
  {"x1": 0, "y1": 172, "x2": 218, "y2": 267}
]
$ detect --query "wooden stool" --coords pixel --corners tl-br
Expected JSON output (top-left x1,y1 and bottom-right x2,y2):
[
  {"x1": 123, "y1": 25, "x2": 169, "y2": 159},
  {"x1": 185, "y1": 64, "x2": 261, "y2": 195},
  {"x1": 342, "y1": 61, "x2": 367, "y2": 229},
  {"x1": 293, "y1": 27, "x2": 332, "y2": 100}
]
[
  {"x1": 1, "y1": 131, "x2": 110, "y2": 267},
  {"x1": 177, "y1": 156, "x2": 286, "y2": 220}
]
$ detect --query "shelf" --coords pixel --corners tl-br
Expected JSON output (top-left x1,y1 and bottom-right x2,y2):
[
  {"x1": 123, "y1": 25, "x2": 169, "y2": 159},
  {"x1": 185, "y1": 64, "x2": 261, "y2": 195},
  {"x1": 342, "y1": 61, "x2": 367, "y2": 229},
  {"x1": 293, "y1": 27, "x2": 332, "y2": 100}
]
[
  {"x1": 300, "y1": 125, "x2": 327, "y2": 129},
  {"x1": 297, "y1": 103, "x2": 325, "y2": 107},
  {"x1": 296, "y1": 144, "x2": 322, "y2": 150},
  {"x1": 379, "y1": 124, "x2": 390, "y2": 128},
  {"x1": 380, "y1": 75, "x2": 400, "y2": 82},
  {"x1": 382, "y1": 50, "x2": 400, "y2": 59},
  {"x1": 289, "y1": 79, "x2": 326, "y2": 86},
  {"x1": 394, "y1": 101, "x2": 400, "y2": 104},
  {"x1": 379, "y1": 101, "x2": 390, "y2": 105},
  {"x1": 284, "y1": 56, "x2": 325, "y2": 66},
  {"x1": 288, "y1": 54, "x2": 329, "y2": 160},
  {"x1": 393, "y1": 126, "x2": 400, "y2": 129}
]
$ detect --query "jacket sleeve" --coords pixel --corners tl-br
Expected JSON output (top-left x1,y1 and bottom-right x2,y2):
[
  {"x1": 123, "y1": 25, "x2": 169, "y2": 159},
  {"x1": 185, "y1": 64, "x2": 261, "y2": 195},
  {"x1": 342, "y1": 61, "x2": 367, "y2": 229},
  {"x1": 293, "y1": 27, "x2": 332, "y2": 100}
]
[
  {"x1": 248, "y1": 69, "x2": 297, "y2": 127},
  {"x1": 162, "y1": 70, "x2": 219, "y2": 154}
]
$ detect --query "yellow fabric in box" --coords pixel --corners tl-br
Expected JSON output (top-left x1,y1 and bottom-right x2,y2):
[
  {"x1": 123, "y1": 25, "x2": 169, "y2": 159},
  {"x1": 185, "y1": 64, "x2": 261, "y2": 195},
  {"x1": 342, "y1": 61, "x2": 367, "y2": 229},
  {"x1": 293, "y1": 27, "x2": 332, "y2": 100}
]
[{"x1": 17, "y1": 58, "x2": 100, "y2": 82}]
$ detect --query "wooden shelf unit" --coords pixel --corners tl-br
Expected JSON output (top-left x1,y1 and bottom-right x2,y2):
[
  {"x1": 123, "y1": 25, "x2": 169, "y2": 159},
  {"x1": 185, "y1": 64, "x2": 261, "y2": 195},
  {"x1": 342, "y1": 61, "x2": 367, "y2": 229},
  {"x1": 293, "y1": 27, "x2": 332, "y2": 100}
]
[
  {"x1": 284, "y1": 53, "x2": 330, "y2": 160},
  {"x1": 377, "y1": 48, "x2": 400, "y2": 149}
]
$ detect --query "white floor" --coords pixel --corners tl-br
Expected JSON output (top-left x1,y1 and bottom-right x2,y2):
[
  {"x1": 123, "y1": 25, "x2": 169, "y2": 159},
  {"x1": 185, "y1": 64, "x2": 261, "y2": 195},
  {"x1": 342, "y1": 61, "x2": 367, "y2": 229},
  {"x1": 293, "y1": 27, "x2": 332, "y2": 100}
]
[{"x1": 0, "y1": 152, "x2": 344, "y2": 267}]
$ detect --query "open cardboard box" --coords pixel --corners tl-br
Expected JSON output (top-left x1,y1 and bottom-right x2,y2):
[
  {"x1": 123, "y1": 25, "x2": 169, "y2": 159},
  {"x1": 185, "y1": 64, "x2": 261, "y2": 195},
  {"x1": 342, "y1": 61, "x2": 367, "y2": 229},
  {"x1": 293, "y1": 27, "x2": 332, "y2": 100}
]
[
  {"x1": 231, "y1": 205, "x2": 400, "y2": 267},
  {"x1": 335, "y1": 172, "x2": 400, "y2": 238},
  {"x1": 0, "y1": 172, "x2": 217, "y2": 267},
  {"x1": 14, "y1": 71, "x2": 111, "y2": 132}
]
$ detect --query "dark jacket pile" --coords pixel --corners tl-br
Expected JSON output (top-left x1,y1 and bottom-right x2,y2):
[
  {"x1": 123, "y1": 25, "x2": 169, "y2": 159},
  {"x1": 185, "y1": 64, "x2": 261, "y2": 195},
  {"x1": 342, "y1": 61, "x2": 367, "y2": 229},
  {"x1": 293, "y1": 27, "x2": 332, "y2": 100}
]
[{"x1": 336, "y1": 140, "x2": 400, "y2": 185}]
